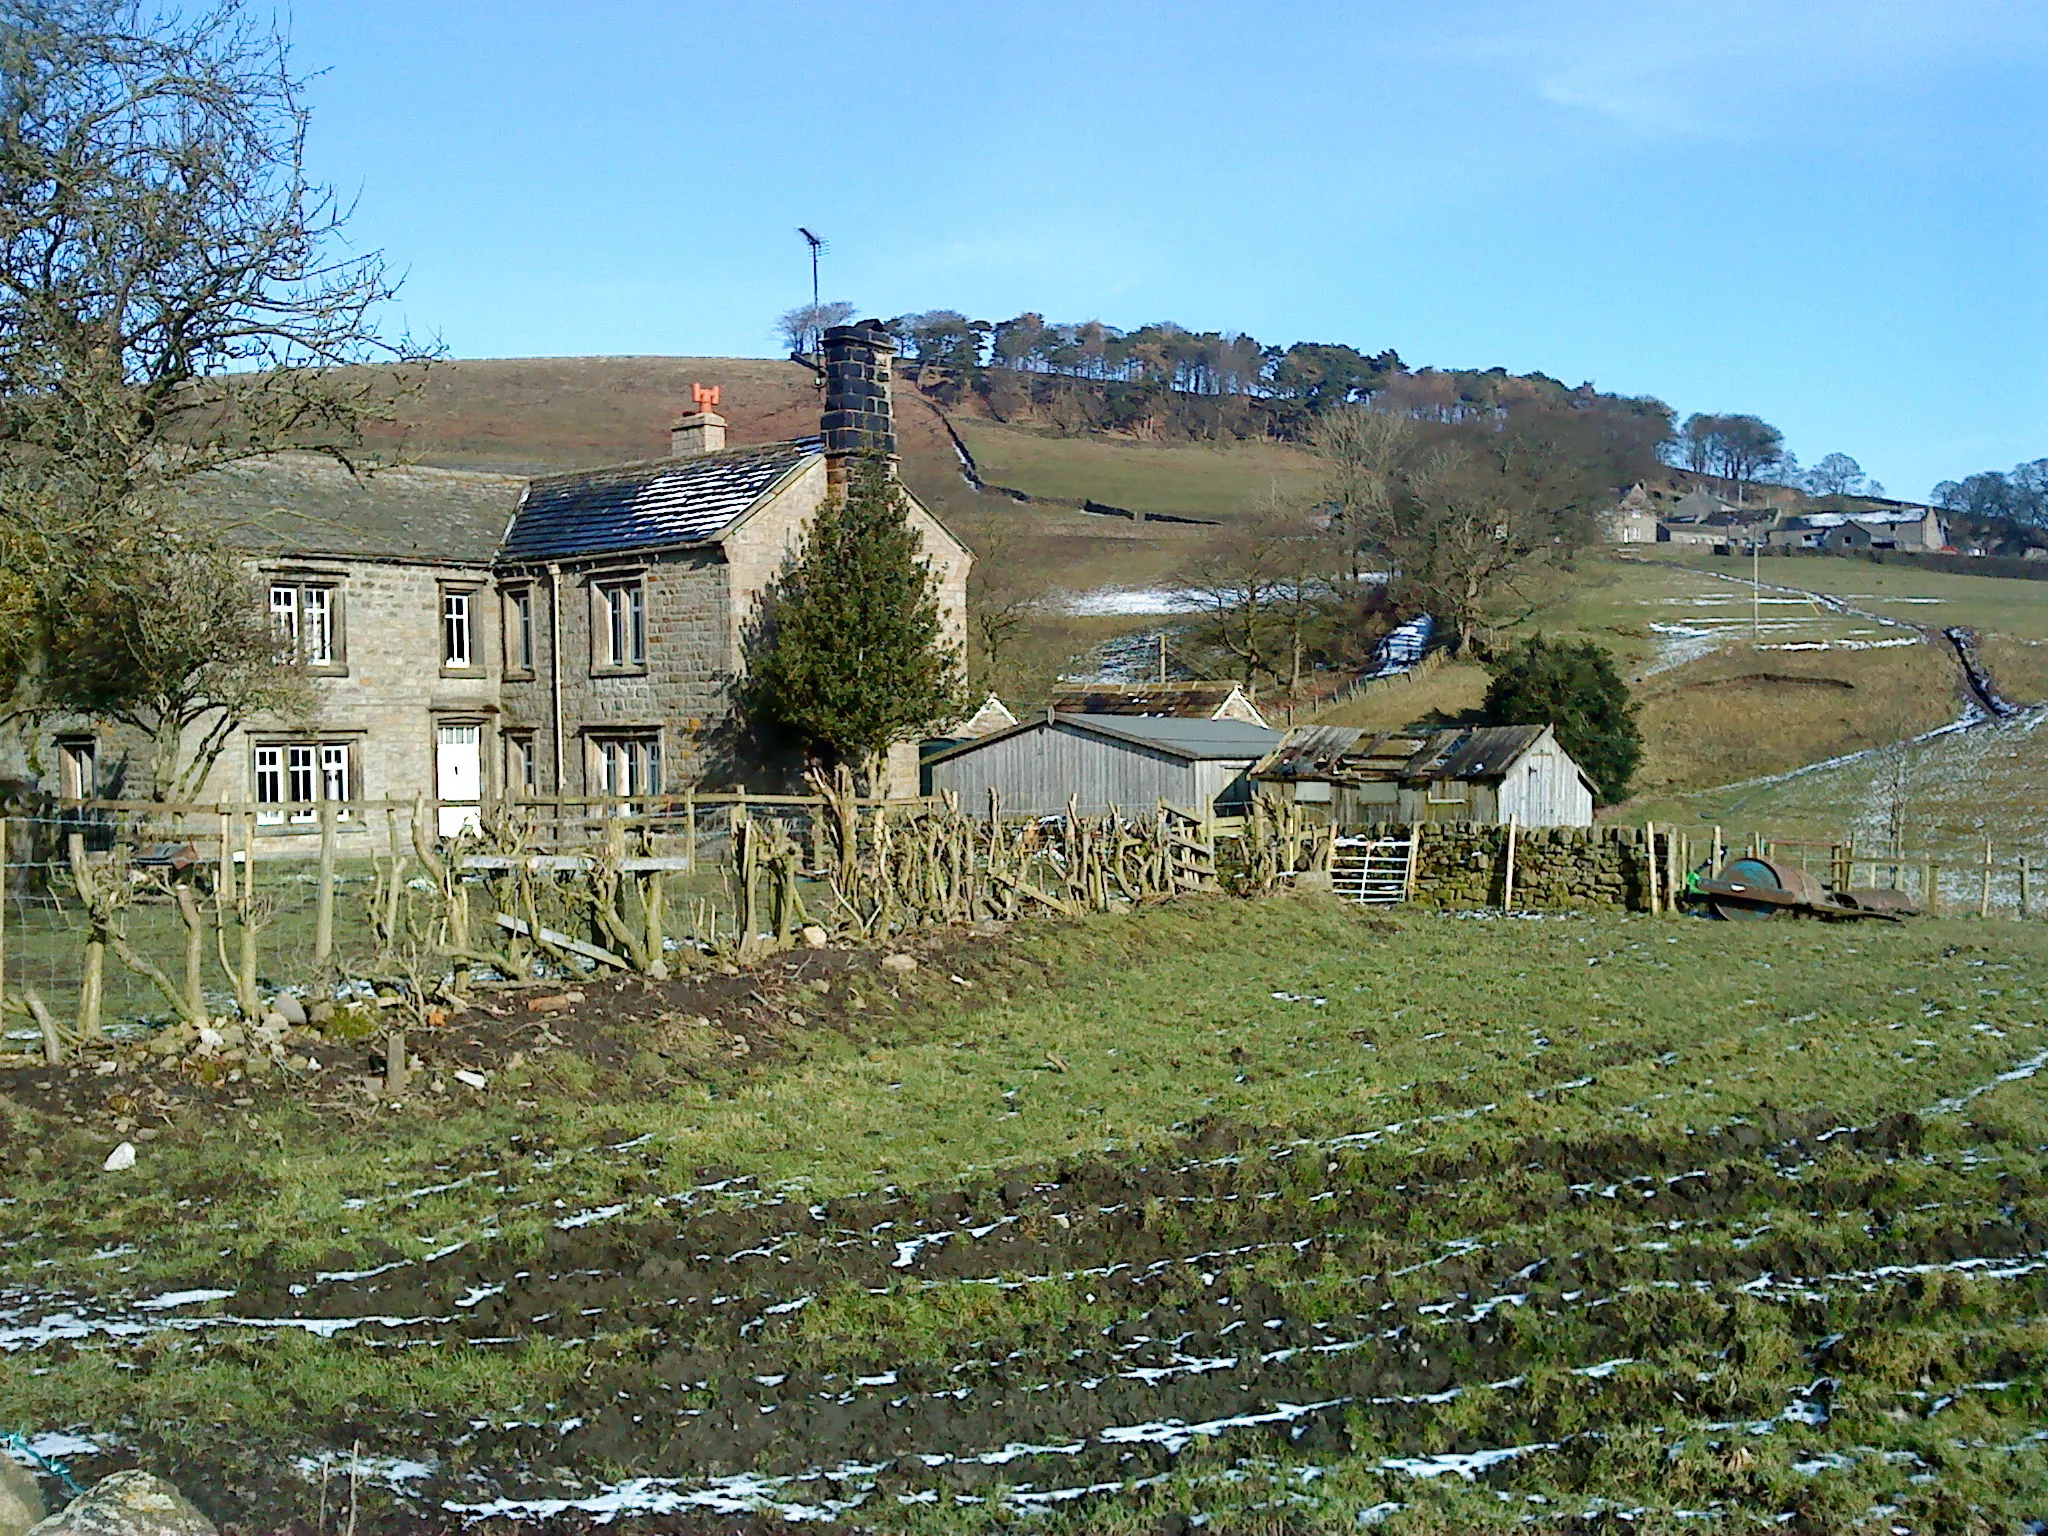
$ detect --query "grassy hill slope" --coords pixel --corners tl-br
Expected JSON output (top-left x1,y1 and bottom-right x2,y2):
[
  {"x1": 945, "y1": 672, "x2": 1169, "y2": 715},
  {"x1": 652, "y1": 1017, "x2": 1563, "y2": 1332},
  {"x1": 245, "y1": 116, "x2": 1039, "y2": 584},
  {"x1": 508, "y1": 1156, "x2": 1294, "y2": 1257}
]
[{"x1": 368, "y1": 354, "x2": 1270, "y2": 602}]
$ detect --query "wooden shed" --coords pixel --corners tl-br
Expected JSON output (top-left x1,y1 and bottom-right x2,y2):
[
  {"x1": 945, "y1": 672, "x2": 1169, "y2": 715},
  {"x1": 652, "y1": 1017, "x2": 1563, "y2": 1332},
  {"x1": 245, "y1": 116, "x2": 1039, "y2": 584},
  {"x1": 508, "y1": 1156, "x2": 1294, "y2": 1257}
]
[
  {"x1": 926, "y1": 713, "x2": 1279, "y2": 818},
  {"x1": 1253, "y1": 723, "x2": 1595, "y2": 828}
]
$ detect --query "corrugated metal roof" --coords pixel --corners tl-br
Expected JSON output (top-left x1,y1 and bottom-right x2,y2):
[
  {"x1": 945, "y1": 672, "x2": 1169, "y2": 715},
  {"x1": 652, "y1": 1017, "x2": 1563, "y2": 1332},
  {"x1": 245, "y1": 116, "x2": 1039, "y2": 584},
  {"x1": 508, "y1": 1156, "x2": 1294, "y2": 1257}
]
[
  {"x1": 500, "y1": 439, "x2": 817, "y2": 562},
  {"x1": 1056, "y1": 713, "x2": 1278, "y2": 760},
  {"x1": 923, "y1": 712, "x2": 1279, "y2": 767},
  {"x1": 1405, "y1": 726, "x2": 1547, "y2": 780},
  {"x1": 1255, "y1": 723, "x2": 1556, "y2": 783}
]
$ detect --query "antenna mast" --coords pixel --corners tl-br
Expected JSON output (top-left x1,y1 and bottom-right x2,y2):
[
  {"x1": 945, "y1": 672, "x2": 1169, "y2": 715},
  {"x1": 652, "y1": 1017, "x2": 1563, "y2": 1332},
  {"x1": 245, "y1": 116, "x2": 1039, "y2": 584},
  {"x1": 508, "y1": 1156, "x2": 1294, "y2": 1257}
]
[{"x1": 797, "y1": 227, "x2": 823, "y2": 311}]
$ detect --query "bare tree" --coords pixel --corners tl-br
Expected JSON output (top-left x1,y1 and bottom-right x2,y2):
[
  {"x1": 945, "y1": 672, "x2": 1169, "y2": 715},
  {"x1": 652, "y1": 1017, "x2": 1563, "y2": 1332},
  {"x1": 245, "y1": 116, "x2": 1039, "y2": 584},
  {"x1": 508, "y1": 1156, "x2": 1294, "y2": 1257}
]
[
  {"x1": 0, "y1": 0, "x2": 435, "y2": 758},
  {"x1": 777, "y1": 301, "x2": 855, "y2": 357},
  {"x1": 1174, "y1": 503, "x2": 1336, "y2": 689},
  {"x1": 37, "y1": 527, "x2": 311, "y2": 800},
  {"x1": 1314, "y1": 399, "x2": 1651, "y2": 653},
  {"x1": 961, "y1": 519, "x2": 1052, "y2": 693}
]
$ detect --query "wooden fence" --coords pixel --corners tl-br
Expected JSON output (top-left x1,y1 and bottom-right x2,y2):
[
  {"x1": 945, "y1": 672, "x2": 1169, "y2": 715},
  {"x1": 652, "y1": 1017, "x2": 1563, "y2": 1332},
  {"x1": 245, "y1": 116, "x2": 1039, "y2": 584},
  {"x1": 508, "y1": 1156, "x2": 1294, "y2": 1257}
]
[{"x1": 0, "y1": 770, "x2": 1311, "y2": 1059}]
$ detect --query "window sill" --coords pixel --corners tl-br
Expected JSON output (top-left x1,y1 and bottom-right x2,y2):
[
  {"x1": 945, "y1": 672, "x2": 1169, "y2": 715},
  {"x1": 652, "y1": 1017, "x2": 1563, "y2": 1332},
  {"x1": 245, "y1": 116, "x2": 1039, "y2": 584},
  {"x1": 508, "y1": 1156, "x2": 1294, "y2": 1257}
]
[
  {"x1": 503, "y1": 669, "x2": 537, "y2": 682},
  {"x1": 589, "y1": 665, "x2": 650, "y2": 679},
  {"x1": 440, "y1": 665, "x2": 485, "y2": 678}
]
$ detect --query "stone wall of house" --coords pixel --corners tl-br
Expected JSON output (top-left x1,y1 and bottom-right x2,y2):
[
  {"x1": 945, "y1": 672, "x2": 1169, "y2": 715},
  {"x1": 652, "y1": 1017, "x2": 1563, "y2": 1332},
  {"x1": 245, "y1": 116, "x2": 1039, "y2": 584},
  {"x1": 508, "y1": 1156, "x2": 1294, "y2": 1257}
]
[
  {"x1": 7, "y1": 556, "x2": 499, "y2": 814},
  {"x1": 1404, "y1": 822, "x2": 1659, "y2": 911},
  {"x1": 501, "y1": 550, "x2": 732, "y2": 797}
]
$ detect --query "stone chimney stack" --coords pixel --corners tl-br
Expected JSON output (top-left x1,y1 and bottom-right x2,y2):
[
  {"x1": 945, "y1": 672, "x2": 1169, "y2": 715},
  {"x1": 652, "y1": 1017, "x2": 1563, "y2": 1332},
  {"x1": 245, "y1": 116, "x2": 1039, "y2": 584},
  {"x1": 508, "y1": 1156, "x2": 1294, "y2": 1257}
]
[
  {"x1": 820, "y1": 319, "x2": 897, "y2": 496},
  {"x1": 671, "y1": 382, "x2": 727, "y2": 457},
  {"x1": 670, "y1": 411, "x2": 727, "y2": 457}
]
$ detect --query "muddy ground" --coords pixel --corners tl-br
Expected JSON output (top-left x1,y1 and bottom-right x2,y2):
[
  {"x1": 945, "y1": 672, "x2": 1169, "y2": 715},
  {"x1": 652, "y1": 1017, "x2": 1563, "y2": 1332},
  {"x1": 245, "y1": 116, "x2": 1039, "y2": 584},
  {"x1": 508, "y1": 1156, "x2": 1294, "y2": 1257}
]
[{"x1": 0, "y1": 921, "x2": 1019, "y2": 1137}]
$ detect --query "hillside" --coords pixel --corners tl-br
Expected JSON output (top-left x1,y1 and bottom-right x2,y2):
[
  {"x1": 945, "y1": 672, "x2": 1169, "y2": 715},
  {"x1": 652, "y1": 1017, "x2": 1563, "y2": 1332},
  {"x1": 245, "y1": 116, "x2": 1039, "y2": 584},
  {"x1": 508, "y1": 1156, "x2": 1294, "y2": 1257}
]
[{"x1": 364, "y1": 353, "x2": 1268, "y2": 609}]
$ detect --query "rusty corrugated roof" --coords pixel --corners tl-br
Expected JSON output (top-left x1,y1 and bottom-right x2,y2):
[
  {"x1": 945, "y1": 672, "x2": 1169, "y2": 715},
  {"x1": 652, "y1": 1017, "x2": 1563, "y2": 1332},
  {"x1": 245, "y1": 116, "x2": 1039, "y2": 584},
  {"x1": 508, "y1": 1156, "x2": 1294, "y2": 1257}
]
[
  {"x1": 1256, "y1": 724, "x2": 1551, "y2": 784},
  {"x1": 1402, "y1": 726, "x2": 1548, "y2": 781}
]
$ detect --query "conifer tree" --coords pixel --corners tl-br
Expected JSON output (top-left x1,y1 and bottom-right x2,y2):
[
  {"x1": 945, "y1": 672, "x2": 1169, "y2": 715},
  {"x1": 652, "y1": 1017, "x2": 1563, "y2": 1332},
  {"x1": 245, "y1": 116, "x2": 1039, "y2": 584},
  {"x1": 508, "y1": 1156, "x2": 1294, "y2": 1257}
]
[
  {"x1": 1481, "y1": 635, "x2": 1642, "y2": 804},
  {"x1": 741, "y1": 454, "x2": 964, "y2": 780}
]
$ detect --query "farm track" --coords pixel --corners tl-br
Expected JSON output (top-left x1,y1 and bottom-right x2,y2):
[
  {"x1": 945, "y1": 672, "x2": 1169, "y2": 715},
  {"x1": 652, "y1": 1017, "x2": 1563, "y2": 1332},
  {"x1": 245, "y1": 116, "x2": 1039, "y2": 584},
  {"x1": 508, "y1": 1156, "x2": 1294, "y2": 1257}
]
[{"x1": 9, "y1": 1091, "x2": 2045, "y2": 1525}]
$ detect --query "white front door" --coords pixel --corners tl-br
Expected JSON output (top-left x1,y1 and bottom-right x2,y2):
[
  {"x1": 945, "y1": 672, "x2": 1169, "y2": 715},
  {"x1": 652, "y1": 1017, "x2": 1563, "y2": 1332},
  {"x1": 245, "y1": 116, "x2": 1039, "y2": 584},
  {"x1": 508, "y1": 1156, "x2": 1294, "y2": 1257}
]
[{"x1": 436, "y1": 724, "x2": 483, "y2": 838}]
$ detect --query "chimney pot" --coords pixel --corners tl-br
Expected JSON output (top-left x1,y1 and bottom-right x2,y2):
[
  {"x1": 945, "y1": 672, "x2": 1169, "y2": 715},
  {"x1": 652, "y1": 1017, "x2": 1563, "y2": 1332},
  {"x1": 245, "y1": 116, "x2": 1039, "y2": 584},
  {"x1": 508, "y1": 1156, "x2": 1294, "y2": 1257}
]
[{"x1": 671, "y1": 411, "x2": 727, "y2": 457}]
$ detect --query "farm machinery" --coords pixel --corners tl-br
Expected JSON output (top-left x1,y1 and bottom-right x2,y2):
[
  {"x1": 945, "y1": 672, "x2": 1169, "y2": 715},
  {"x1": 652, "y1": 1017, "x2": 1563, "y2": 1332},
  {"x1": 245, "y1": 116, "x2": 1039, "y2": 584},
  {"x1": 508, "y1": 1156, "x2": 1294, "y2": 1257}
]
[{"x1": 1685, "y1": 855, "x2": 1919, "y2": 922}]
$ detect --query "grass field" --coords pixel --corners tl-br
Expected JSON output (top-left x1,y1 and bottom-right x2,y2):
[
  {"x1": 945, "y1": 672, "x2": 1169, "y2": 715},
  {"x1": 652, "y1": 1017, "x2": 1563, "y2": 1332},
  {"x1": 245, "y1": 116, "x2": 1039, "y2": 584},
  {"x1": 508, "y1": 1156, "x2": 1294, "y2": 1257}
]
[
  {"x1": 1663, "y1": 549, "x2": 2048, "y2": 643},
  {"x1": 950, "y1": 418, "x2": 1323, "y2": 521},
  {"x1": 4, "y1": 897, "x2": 2046, "y2": 1532}
]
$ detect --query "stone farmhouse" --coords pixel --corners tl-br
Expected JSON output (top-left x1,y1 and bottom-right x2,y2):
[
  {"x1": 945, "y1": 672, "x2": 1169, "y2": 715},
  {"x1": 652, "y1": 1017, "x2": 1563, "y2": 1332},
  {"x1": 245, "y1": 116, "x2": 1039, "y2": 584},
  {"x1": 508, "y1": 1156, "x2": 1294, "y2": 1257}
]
[{"x1": 6, "y1": 323, "x2": 971, "y2": 831}]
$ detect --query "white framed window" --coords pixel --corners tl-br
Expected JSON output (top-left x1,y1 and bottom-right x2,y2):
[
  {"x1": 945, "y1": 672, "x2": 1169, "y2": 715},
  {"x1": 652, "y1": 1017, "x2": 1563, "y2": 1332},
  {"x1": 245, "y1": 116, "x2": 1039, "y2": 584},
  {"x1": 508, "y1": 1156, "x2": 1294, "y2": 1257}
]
[
  {"x1": 442, "y1": 590, "x2": 474, "y2": 668},
  {"x1": 58, "y1": 738, "x2": 96, "y2": 800},
  {"x1": 596, "y1": 580, "x2": 646, "y2": 669},
  {"x1": 591, "y1": 735, "x2": 660, "y2": 804},
  {"x1": 504, "y1": 586, "x2": 535, "y2": 673},
  {"x1": 254, "y1": 740, "x2": 353, "y2": 825},
  {"x1": 269, "y1": 581, "x2": 338, "y2": 666}
]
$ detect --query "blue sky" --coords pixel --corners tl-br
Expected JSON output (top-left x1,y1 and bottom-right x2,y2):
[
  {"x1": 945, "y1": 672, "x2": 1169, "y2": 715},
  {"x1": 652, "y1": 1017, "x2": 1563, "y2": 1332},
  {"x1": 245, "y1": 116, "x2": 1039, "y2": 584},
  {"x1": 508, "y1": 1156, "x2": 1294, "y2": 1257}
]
[{"x1": 289, "y1": 1, "x2": 2048, "y2": 500}]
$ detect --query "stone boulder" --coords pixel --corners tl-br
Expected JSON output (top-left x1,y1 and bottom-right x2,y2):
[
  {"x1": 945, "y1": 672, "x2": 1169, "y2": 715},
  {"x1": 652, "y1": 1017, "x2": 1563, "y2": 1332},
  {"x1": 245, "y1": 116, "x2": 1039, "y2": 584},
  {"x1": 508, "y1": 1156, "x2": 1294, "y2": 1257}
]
[
  {"x1": 0, "y1": 1453, "x2": 45, "y2": 1536},
  {"x1": 26, "y1": 1472, "x2": 214, "y2": 1536}
]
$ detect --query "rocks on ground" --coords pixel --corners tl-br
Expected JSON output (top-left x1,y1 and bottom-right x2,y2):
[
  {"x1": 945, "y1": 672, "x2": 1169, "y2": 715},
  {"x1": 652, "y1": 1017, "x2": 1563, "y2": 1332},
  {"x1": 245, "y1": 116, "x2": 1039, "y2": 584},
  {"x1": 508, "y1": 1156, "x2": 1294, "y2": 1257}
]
[
  {"x1": 0, "y1": 1452, "x2": 44, "y2": 1536},
  {"x1": 24, "y1": 1472, "x2": 214, "y2": 1536}
]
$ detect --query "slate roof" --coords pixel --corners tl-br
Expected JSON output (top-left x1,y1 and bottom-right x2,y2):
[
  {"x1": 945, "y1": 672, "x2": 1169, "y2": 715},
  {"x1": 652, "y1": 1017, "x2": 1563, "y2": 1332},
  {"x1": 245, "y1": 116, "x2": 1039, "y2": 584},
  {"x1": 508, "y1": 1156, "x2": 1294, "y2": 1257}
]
[
  {"x1": 186, "y1": 453, "x2": 524, "y2": 564},
  {"x1": 500, "y1": 439, "x2": 818, "y2": 563},
  {"x1": 1045, "y1": 681, "x2": 1263, "y2": 721}
]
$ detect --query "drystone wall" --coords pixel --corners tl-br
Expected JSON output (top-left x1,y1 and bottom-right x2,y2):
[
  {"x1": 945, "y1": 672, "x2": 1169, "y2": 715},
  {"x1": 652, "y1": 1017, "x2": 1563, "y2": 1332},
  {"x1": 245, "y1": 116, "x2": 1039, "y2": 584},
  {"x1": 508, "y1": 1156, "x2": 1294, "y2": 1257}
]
[{"x1": 1407, "y1": 822, "x2": 1659, "y2": 911}]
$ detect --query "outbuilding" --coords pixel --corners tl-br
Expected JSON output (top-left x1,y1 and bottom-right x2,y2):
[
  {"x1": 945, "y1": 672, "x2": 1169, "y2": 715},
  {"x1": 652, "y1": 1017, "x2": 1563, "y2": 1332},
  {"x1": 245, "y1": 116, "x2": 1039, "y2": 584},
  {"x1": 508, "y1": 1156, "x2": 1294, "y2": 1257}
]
[
  {"x1": 1252, "y1": 723, "x2": 1596, "y2": 828},
  {"x1": 925, "y1": 713, "x2": 1278, "y2": 818}
]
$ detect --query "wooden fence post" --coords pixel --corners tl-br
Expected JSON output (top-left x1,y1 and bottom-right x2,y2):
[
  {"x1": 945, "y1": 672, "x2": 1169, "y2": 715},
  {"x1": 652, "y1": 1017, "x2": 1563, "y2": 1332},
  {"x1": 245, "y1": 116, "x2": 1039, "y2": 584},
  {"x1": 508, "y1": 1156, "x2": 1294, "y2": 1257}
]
[
  {"x1": 2021, "y1": 855, "x2": 2032, "y2": 919},
  {"x1": 1645, "y1": 822, "x2": 1660, "y2": 916},
  {"x1": 315, "y1": 797, "x2": 338, "y2": 966},
  {"x1": 1923, "y1": 859, "x2": 1938, "y2": 915},
  {"x1": 0, "y1": 817, "x2": 8, "y2": 1012},
  {"x1": 1501, "y1": 816, "x2": 1518, "y2": 911},
  {"x1": 67, "y1": 833, "x2": 105, "y2": 1042},
  {"x1": 1979, "y1": 840, "x2": 1993, "y2": 920}
]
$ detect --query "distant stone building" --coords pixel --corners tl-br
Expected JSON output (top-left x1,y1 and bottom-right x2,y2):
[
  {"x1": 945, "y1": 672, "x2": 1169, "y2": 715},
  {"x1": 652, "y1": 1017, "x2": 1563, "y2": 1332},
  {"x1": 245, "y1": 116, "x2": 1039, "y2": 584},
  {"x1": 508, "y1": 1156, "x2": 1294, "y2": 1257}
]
[
  {"x1": 1604, "y1": 483, "x2": 1658, "y2": 544},
  {"x1": 1768, "y1": 504, "x2": 1946, "y2": 553},
  {"x1": 6, "y1": 322, "x2": 972, "y2": 826}
]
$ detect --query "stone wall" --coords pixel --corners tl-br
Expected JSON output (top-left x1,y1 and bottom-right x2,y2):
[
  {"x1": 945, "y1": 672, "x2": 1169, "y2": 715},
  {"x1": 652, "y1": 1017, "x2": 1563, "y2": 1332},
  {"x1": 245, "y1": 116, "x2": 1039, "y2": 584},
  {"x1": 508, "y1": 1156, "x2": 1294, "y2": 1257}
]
[
  {"x1": 501, "y1": 549, "x2": 734, "y2": 796},
  {"x1": 1406, "y1": 822, "x2": 1659, "y2": 911},
  {"x1": 8, "y1": 554, "x2": 499, "y2": 812}
]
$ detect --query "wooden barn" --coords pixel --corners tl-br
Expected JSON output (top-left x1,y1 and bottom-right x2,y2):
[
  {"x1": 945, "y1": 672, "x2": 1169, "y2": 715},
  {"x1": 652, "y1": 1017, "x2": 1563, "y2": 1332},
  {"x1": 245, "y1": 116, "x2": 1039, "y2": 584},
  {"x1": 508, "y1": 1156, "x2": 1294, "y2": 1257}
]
[
  {"x1": 925, "y1": 713, "x2": 1278, "y2": 818},
  {"x1": 1253, "y1": 724, "x2": 1596, "y2": 828}
]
